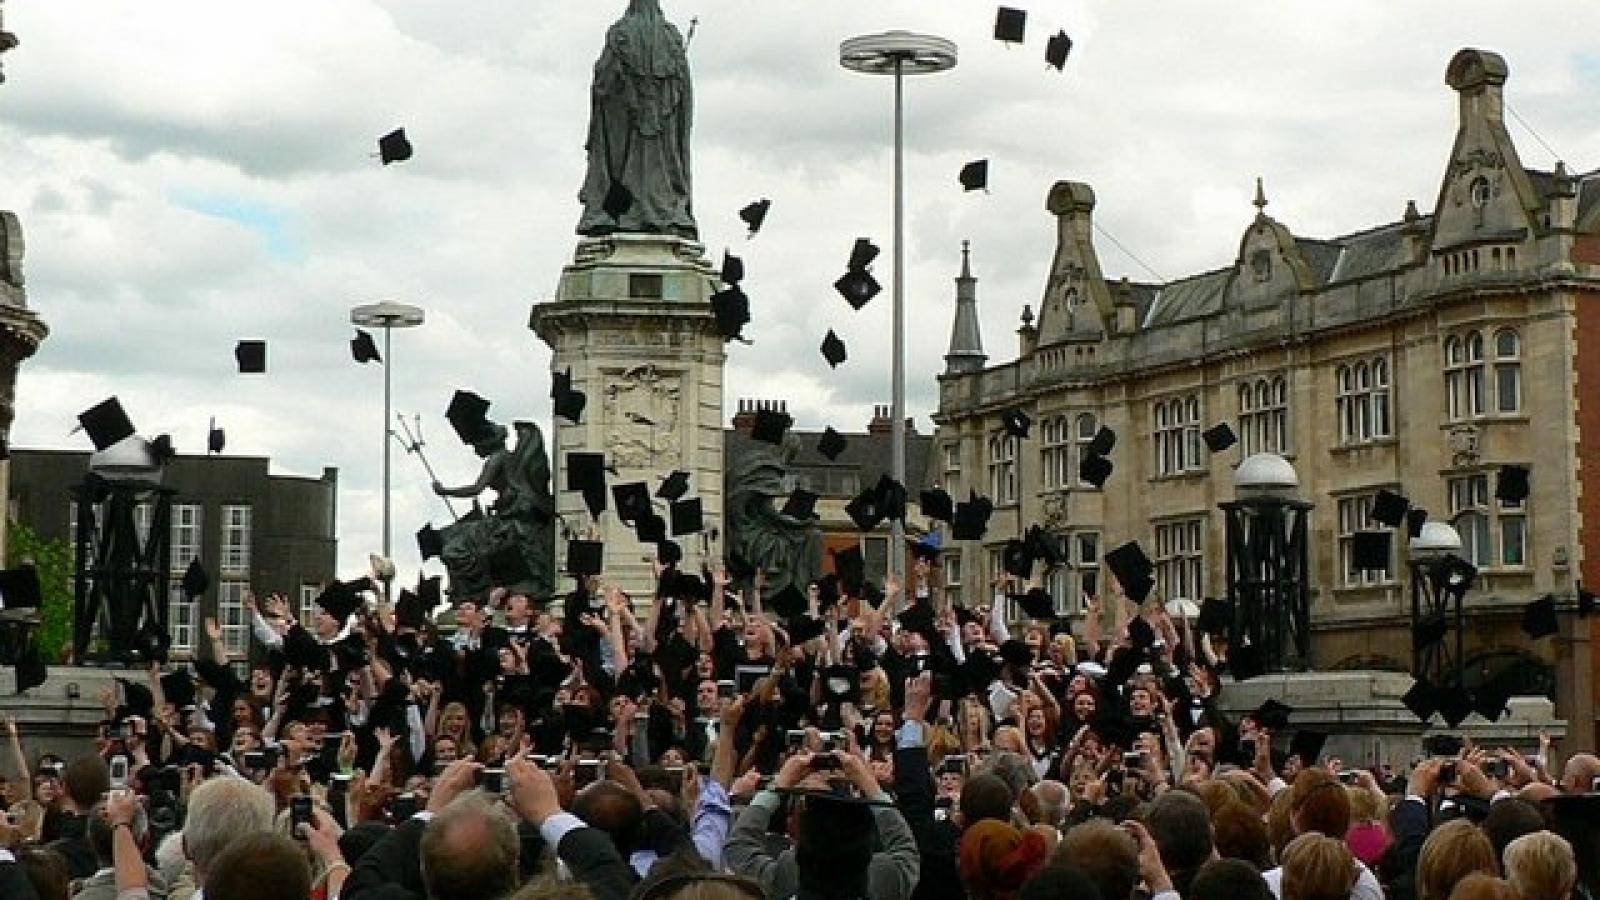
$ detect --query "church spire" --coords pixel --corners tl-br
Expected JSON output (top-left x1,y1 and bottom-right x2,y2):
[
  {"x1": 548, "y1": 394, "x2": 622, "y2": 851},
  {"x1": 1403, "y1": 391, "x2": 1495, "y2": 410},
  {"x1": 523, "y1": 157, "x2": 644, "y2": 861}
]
[{"x1": 945, "y1": 240, "x2": 987, "y2": 375}]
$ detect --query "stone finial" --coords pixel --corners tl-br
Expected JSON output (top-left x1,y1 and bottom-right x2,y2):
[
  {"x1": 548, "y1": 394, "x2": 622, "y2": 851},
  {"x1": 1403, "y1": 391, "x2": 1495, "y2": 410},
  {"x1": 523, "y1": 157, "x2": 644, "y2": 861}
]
[
  {"x1": 1253, "y1": 177, "x2": 1269, "y2": 217},
  {"x1": 1019, "y1": 304, "x2": 1035, "y2": 328},
  {"x1": 1445, "y1": 48, "x2": 1508, "y2": 94},
  {"x1": 1403, "y1": 199, "x2": 1421, "y2": 223},
  {"x1": 959, "y1": 240, "x2": 972, "y2": 279}
]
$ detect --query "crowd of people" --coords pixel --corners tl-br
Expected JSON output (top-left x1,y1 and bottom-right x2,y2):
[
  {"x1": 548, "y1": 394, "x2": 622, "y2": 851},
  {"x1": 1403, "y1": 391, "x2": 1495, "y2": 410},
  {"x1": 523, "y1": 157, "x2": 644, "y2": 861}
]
[{"x1": 0, "y1": 556, "x2": 1594, "y2": 900}]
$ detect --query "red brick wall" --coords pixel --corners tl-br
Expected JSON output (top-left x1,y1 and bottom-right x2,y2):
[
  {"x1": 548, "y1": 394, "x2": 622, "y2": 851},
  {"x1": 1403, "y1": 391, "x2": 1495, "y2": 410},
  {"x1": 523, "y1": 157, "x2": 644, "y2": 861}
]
[{"x1": 1575, "y1": 290, "x2": 1600, "y2": 746}]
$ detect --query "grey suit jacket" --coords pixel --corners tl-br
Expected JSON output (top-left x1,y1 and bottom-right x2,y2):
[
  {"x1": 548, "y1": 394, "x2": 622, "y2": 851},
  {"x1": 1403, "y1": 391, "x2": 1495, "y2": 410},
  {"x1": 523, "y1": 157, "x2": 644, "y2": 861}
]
[{"x1": 723, "y1": 796, "x2": 920, "y2": 900}]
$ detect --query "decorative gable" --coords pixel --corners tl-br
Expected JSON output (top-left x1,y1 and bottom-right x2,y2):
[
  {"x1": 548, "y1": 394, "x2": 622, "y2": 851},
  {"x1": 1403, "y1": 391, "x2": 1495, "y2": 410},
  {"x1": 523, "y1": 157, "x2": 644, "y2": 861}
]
[
  {"x1": 1429, "y1": 49, "x2": 1538, "y2": 253},
  {"x1": 1036, "y1": 181, "x2": 1115, "y2": 345},
  {"x1": 1230, "y1": 180, "x2": 1316, "y2": 312}
]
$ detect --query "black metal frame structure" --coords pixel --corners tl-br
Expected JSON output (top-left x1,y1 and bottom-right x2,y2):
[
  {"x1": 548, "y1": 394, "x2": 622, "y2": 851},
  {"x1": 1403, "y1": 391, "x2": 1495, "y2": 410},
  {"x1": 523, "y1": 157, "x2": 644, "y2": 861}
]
[
  {"x1": 1222, "y1": 493, "x2": 1315, "y2": 673},
  {"x1": 1409, "y1": 553, "x2": 1474, "y2": 686},
  {"x1": 71, "y1": 476, "x2": 173, "y2": 662}
]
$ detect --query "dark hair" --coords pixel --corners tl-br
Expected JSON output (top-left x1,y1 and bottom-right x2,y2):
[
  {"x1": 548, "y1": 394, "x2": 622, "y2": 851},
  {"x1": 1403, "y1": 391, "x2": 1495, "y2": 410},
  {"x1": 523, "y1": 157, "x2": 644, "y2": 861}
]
[
  {"x1": 571, "y1": 780, "x2": 645, "y2": 855},
  {"x1": 1190, "y1": 859, "x2": 1272, "y2": 900},
  {"x1": 1482, "y1": 798, "x2": 1545, "y2": 862},
  {"x1": 17, "y1": 847, "x2": 71, "y2": 900},
  {"x1": 796, "y1": 797, "x2": 874, "y2": 899},
  {"x1": 202, "y1": 832, "x2": 312, "y2": 900},
  {"x1": 961, "y1": 773, "x2": 1016, "y2": 825},
  {"x1": 62, "y1": 756, "x2": 110, "y2": 809},
  {"x1": 1020, "y1": 863, "x2": 1103, "y2": 900},
  {"x1": 1213, "y1": 802, "x2": 1273, "y2": 870},
  {"x1": 1145, "y1": 791, "x2": 1215, "y2": 878}
]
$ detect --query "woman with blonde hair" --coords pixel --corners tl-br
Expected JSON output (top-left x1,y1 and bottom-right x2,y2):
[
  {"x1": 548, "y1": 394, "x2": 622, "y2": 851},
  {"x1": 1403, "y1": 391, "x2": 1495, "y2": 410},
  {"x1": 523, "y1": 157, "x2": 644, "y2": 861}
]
[
  {"x1": 1417, "y1": 819, "x2": 1500, "y2": 900},
  {"x1": 1282, "y1": 833, "x2": 1359, "y2": 900},
  {"x1": 1447, "y1": 873, "x2": 1519, "y2": 900},
  {"x1": 1501, "y1": 831, "x2": 1577, "y2": 900}
]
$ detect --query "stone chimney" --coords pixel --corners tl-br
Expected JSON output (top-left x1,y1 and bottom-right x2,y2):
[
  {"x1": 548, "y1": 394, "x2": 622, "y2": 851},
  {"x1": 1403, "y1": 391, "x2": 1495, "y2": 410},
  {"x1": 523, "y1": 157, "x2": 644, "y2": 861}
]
[
  {"x1": 1445, "y1": 47, "x2": 1508, "y2": 128},
  {"x1": 867, "y1": 405, "x2": 894, "y2": 435},
  {"x1": 1550, "y1": 161, "x2": 1578, "y2": 231},
  {"x1": 1018, "y1": 304, "x2": 1038, "y2": 358},
  {"x1": 1112, "y1": 277, "x2": 1140, "y2": 335},
  {"x1": 733, "y1": 398, "x2": 787, "y2": 432},
  {"x1": 1401, "y1": 199, "x2": 1428, "y2": 263}
]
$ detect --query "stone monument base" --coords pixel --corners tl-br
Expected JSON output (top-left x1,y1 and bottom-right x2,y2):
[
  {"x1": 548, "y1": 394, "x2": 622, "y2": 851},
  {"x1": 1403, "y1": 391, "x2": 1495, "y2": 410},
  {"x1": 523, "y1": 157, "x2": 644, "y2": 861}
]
[{"x1": 0, "y1": 665, "x2": 129, "y2": 760}]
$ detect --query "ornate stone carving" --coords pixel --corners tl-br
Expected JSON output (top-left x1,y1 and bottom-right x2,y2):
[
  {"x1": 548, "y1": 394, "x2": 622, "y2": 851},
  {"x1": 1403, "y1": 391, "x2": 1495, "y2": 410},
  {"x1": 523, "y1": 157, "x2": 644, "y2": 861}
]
[
  {"x1": 1040, "y1": 490, "x2": 1070, "y2": 531},
  {"x1": 603, "y1": 364, "x2": 681, "y2": 469},
  {"x1": 1448, "y1": 423, "x2": 1481, "y2": 466}
]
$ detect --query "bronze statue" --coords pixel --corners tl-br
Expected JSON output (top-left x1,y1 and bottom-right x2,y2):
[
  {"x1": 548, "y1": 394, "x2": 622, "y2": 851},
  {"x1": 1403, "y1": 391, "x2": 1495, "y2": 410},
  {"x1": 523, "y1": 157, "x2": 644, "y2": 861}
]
[
  {"x1": 725, "y1": 436, "x2": 823, "y2": 597},
  {"x1": 432, "y1": 421, "x2": 555, "y2": 599},
  {"x1": 576, "y1": 0, "x2": 697, "y2": 239}
]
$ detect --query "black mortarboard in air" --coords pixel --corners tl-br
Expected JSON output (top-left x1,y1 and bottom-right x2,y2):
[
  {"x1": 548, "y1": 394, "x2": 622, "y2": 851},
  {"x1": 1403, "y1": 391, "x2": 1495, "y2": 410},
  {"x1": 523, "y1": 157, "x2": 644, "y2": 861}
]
[
  {"x1": 820, "y1": 330, "x2": 847, "y2": 368},
  {"x1": 1202, "y1": 423, "x2": 1236, "y2": 453},
  {"x1": 670, "y1": 498, "x2": 703, "y2": 536},
  {"x1": 1103, "y1": 541, "x2": 1155, "y2": 602},
  {"x1": 1026, "y1": 526, "x2": 1064, "y2": 568},
  {"x1": 1437, "y1": 686, "x2": 1475, "y2": 729},
  {"x1": 1254, "y1": 698, "x2": 1293, "y2": 731},
  {"x1": 1290, "y1": 730, "x2": 1329, "y2": 768},
  {"x1": 161, "y1": 667, "x2": 197, "y2": 709},
  {"x1": 920, "y1": 488, "x2": 954, "y2": 523},
  {"x1": 378, "y1": 128, "x2": 413, "y2": 165},
  {"x1": 817, "y1": 428, "x2": 847, "y2": 462},
  {"x1": 635, "y1": 512, "x2": 668, "y2": 544},
  {"x1": 844, "y1": 487, "x2": 883, "y2": 532},
  {"x1": 1522, "y1": 594, "x2": 1559, "y2": 639},
  {"x1": 317, "y1": 578, "x2": 369, "y2": 621},
  {"x1": 1197, "y1": 596, "x2": 1233, "y2": 634},
  {"x1": 1413, "y1": 612, "x2": 1448, "y2": 651},
  {"x1": 833, "y1": 546, "x2": 866, "y2": 593},
  {"x1": 1001, "y1": 409, "x2": 1032, "y2": 439},
  {"x1": 998, "y1": 638, "x2": 1033, "y2": 669},
  {"x1": 658, "y1": 471, "x2": 691, "y2": 502},
  {"x1": 658, "y1": 540, "x2": 683, "y2": 567},
  {"x1": 234, "y1": 340, "x2": 266, "y2": 374},
  {"x1": 445, "y1": 390, "x2": 494, "y2": 444},
  {"x1": 781, "y1": 490, "x2": 820, "y2": 521},
  {"x1": 1406, "y1": 508, "x2": 1429, "y2": 539},
  {"x1": 566, "y1": 452, "x2": 608, "y2": 518},
  {"x1": 710, "y1": 286, "x2": 751, "y2": 340},
  {"x1": 1580, "y1": 585, "x2": 1597, "y2": 618},
  {"x1": 1127, "y1": 615, "x2": 1157, "y2": 651},
  {"x1": 207, "y1": 423, "x2": 225, "y2": 455},
  {"x1": 150, "y1": 434, "x2": 176, "y2": 465},
  {"x1": 739, "y1": 198, "x2": 771, "y2": 236},
  {"x1": 835, "y1": 270, "x2": 881, "y2": 310},
  {"x1": 769, "y1": 584, "x2": 807, "y2": 620},
  {"x1": 1472, "y1": 682, "x2": 1508, "y2": 723},
  {"x1": 396, "y1": 589, "x2": 427, "y2": 630},
  {"x1": 1015, "y1": 588, "x2": 1055, "y2": 620},
  {"x1": 181, "y1": 558, "x2": 209, "y2": 599},
  {"x1": 78, "y1": 397, "x2": 135, "y2": 451},
  {"x1": 873, "y1": 475, "x2": 907, "y2": 522},
  {"x1": 994, "y1": 6, "x2": 1027, "y2": 43},
  {"x1": 603, "y1": 182, "x2": 634, "y2": 219},
  {"x1": 847, "y1": 238, "x2": 880, "y2": 271},
  {"x1": 1496, "y1": 465, "x2": 1530, "y2": 504},
  {"x1": 567, "y1": 540, "x2": 603, "y2": 577},
  {"x1": 1079, "y1": 455, "x2": 1113, "y2": 489},
  {"x1": 1230, "y1": 642, "x2": 1265, "y2": 682},
  {"x1": 1088, "y1": 426, "x2": 1117, "y2": 457},
  {"x1": 1401, "y1": 678, "x2": 1439, "y2": 722},
  {"x1": 721, "y1": 251, "x2": 745, "y2": 285},
  {"x1": 1371, "y1": 490, "x2": 1410, "y2": 528},
  {"x1": 416, "y1": 523, "x2": 443, "y2": 561},
  {"x1": 0, "y1": 566, "x2": 41, "y2": 610},
  {"x1": 789, "y1": 615, "x2": 828, "y2": 645},
  {"x1": 613, "y1": 482, "x2": 653, "y2": 523},
  {"x1": 552, "y1": 368, "x2": 586, "y2": 425},
  {"x1": 116, "y1": 678, "x2": 155, "y2": 721},
  {"x1": 1352, "y1": 531, "x2": 1391, "y2": 571},
  {"x1": 951, "y1": 494, "x2": 994, "y2": 541},
  {"x1": 350, "y1": 329, "x2": 382, "y2": 364},
  {"x1": 1002, "y1": 539, "x2": 1035, "y2": 580},
  {"x1": 1045, "y1": 30, "x2": 1073, "y2": 70},
  {"x1": 959, "y1": 160, "x2": 989, "y2": 192},
  {"x1": 751, "y1": 408, "x2": 793, "y2": 445},
  {"x1": 897, "y1": 602, "x2": 938, "y2": 642}
]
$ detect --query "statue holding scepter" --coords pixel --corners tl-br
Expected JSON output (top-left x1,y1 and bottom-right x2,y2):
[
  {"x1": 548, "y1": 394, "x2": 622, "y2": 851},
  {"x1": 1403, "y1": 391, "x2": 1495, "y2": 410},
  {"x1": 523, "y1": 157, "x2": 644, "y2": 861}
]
[{"x1": 576, "y1": 0, "x2": 698, "y2": 239}]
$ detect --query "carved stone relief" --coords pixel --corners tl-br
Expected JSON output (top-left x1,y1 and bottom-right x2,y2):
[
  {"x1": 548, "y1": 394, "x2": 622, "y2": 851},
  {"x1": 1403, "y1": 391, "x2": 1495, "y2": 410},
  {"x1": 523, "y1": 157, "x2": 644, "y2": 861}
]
[
  {"x1": 602, "y1": 364, "x2": 682, "y2": 469},
  {"x1": 1448, "y1": 423, "x2": 1481, "y2": 467}
]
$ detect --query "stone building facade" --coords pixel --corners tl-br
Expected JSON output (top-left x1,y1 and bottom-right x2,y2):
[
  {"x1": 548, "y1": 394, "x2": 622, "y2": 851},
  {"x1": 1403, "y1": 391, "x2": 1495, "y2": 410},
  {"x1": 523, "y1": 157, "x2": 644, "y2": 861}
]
[{"x1": 932, "y1": 48, "x2": 1600, "y2": 748}]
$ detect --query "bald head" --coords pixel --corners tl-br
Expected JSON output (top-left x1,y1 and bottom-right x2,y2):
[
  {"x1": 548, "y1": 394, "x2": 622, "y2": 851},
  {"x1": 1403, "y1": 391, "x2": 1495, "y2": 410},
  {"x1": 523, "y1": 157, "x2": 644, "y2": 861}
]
[
  {"x1": 420, "y1": 794, "x2": 519, "y2": 900},
  {"x1": 1560, "y1": 754, "x2": 1600, "y2": 794}
]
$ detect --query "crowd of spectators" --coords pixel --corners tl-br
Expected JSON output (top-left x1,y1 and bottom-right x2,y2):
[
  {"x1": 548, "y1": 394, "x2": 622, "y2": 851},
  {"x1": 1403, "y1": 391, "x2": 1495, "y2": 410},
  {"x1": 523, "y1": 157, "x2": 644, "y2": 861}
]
[{"x1": 0, "y1": 556, "x2": 1594, "y2": 900}]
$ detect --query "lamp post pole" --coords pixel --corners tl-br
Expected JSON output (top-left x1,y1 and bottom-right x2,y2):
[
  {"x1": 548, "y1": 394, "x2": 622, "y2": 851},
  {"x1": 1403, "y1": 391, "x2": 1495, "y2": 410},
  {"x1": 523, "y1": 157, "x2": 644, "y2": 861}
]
[
  {"x1": 841, "y1": 30, "x2": 956, "y2": 586},
  {"x1": 351, "y1": 301, "x2": 425, "y2": 598}
]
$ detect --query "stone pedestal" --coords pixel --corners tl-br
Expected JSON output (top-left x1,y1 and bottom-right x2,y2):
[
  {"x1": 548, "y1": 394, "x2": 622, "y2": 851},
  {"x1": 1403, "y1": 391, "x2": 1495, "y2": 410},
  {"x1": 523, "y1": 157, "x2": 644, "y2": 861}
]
[
  {"x1": 1215, "y1": 670, "x2": 1566, "y2": 768},
  {"x1": 530, "y1": 234, "x2": 725, "y2": 599},
  {"x1": 0, "y1": 666, "x2": 126, "y2": 761}
]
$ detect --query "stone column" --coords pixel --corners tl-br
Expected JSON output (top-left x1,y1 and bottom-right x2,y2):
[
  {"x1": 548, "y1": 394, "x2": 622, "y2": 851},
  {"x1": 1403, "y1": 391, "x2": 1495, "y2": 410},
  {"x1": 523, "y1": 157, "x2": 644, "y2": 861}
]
[
  {"x1": 531, "y1": 234, "x2": 725, "y2": 599},
  {"x1": 0, "y1": 211, "x2": 50, "y2": 560}
]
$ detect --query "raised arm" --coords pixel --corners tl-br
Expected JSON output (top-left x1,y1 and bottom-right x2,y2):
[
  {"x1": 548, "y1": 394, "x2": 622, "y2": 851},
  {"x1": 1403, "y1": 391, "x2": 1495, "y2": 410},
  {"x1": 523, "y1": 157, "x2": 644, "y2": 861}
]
[{"x1": 2, "y1": 716, "x2": 27, "y2": 788}]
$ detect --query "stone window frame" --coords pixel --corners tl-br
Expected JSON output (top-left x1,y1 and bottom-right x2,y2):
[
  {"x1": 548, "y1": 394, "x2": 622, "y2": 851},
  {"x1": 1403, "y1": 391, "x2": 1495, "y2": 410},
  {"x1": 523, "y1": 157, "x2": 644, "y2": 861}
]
[
  {"x1": 1153, "y1": 394, "x2": 1202, "y2": 477},
  {"x1": 1335, "y1": 490, "x2": 1396, "y2": 588},
  {"x1": 987, "y1": 432, "x2": 1018, "y2": 506},
  {"x1": 1238, "y1": 375, "x2": 1290, "y2": 456},
  {"x1": 1444, "y1": 331, "x2": 1487, "y2": 420},
  {"x1": 1336, "y1": 356, "x2": 1393, "y2": 445},
  {"x1": 1074, "y1": 413, "x2": 1100, "y2": 489},
  {"x1": 1153, "y1": 516, "x2": 1205, "y2": 606},
  {"x1": 1447, "y1": 469, "x2": 1528, "y2": 570},
  {"x1": 942, "y1": 553, "x2": 962, "y2": 610},
  {"x1": 1492, "y1": 327, "x2": 1522, "y2": 415},
  {"x1": 1040, "y1": 415, "x2": 1070, "y2": 490}
]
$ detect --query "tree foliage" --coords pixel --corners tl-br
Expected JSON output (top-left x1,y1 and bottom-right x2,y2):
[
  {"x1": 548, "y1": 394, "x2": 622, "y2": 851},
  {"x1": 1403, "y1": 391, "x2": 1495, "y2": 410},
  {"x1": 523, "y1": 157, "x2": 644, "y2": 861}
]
[{"x1": 7, "y1": 519, "x2": 75, "y2": 662}]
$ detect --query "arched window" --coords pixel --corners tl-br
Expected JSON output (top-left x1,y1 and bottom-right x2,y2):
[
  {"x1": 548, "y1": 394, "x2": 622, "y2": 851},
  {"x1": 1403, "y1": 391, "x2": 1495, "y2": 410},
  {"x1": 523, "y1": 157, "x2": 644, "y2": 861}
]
[
  {"x1": 1075, "y1": 413, "x2": 1099, "y2": 488},
  {"x1": 1240, "y1": 376, "x2": 1289, "y2": 455},
  {"x1": 1155, "y1": 396, "x2": 1200, "y2": 476},
  {"x1": 1445, "y1": 331, "x2": 1486, "y2": 420}
]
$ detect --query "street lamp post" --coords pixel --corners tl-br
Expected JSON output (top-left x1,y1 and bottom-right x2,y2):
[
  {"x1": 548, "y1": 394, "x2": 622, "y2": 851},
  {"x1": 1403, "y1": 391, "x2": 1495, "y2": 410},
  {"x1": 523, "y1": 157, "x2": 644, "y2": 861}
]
[
  {"x1": 1221, "y1": 452, "x2": 1315, "y2": 673},
  {"x1": 350, "y1": 301, "x2": 425, "y2": 597},
  {"x1": 1408, "y1": 521, "x2": 1468, "y2": 686},
  {"x1": 840, "y1": 30, "x2": 956, "y2": 584}
]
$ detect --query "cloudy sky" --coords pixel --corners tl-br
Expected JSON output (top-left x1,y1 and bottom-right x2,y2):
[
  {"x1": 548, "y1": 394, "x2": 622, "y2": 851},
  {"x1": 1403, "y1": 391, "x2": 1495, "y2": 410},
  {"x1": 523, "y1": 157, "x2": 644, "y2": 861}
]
[{"x1": 3, "y1": 0, "x2": 1598, "y2": 579}]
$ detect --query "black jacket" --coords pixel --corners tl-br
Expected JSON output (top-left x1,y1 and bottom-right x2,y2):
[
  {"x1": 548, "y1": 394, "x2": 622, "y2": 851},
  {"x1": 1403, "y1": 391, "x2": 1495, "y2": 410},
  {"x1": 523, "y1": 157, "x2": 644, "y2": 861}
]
[{"x1": 894, "y1": 743, "x2": 962, "y2": 900}]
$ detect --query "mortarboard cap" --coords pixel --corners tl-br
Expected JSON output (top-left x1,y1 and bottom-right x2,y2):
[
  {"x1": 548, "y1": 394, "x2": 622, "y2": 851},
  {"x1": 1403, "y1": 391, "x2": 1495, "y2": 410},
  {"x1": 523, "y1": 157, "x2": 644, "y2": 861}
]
[
  {"x1": 781, "y1": 490, "x2": 820, "y2": 521},
  {"x1": 350, "y1": 329, "x2": 382, "y2": 364},
  {"x1": 999, "y1": 638, "x2": 1033, "y2": 669},
  {"x1": 1413, "y1": 612, "x2": 1448, "y2": 651},
  {"x1": 207, "y1": 424, "x2": 225, "y2": 455},
  {"x1": 116, "y1": 678, "x2": 155, "y2": 721},
  {"x1": 161, "y1": 667, "x2": 197, "y2": 709},
  {"x1": 789, "y1": 616, "x2": 827, "y2": 645},
  {"x1": 378, "y1": 128, "x2": 413, "y2": 165},
  {"x1": 567, "y1": 540, "x2": 603, "y2": 577},
  {"x1": 1001, "y1": 408, "x2": 1032, "y2": 439},
  {"x1": 1406, "y1": 508, "x2": 1429, "y2": 539},
  {"x1": 1127, "y1": 615, "x2": 1157, "y2": 650},
  {"x1": 234, "y1": 340, "x2": 266, "y2": 374},
  {"x1": 1496, "y1": 465, "x2": 1530, "y2": 505},
  {"x1": 1401, "y1": 678, "x2": 1438, "y2": 722},
  {"x1": 658, "y1": 471, "x2": 691, "y2": 502},
  {"x1": 817, "y1": 427, "x2": 847, "y2": 461},
  {"x1": 720, "y1": 251, "x2": 745, "y2": 285},
  {"x1": 1002, "y1": 539, "x2": 1035, "y2": 580},
  {"x1": 710, "y1": 285, "x2": 750, "y2": 340},
  {"x1": 602, "y1": 182, "x2": 634, "y2": 220},
  {"x1": 844, "y1": 486, "x2": 883, "y2": 532},
  {"x1": 395, "y1": 588, "x2": 427, "y2": 630},
  {"x1": 315, "y1": 579, "x2": 365, "y2": 622},
  {"x1": 1045, "y1": 30, "x2": 1073, "y2": 70},
  {"x1": 994, "y1": 6, "x2": 1027, "y2": 43},
  {"x1": 820, "y1": 330, "x2": 847, "y2": 368},
  {"x1": 959, "y1": 159, "x2": 989, "y2": 192},
  {"x1": 1103, "y1": 541, "x2": 1155, "y2": 601},
  {"x1": 750, "y1": 407, "x2": 793, "y2": 445},
  {"x1": 1015, "y1": 587, "x2": 1055, "y2": 621},
  {"x1": 834, "y1": 270, "x2": 881, "y2": 310},
  {"x1": 951, "y1": 494, "x2": 994, "y2": 541},
  {"x1": 833, "y1": 546, "x2": 865, "y2": 593},
  {"x1": 566, "y1": 452, "x2": 608, "y2": 518},
  {"x1": 769, "y1": 584, "x2": 806, "y2": 619},
  {"x1": 416, "y1": 523, "x2": 443, "y2": 561},
  {"x1": 150, "y1": 434, "x2": 176, "y2": 465},
  {"x1": 1230, "y1": 642, "x2": 1265, "y2": 682},
  {"x1": 612, "y1": 482, "x2": 653, "y2": 523},
  {"x1": 1197, "y1": 596, "x2": 1233, "y2": 635},
  {"x1": 657, "y1": 540, "x2": 683, "y2": 568},
  {"x1": 1371, "y1": 489, "x2": 1410, "y2": 529},
  {"x1": 1290, "y1": 730, "x2": 1328, "y2": 767},
  {"x1": 897, "y1": 602, "x2": 938, "y2": 641},
  {"x1": 181, "y1": 558, "x2": 209, "y2": 599},
  {"x1": 634, "y1": 512, "x2": 667, "y2": 544},
  {"x1": 739, "y1": 198, "x2": 771, "y2": 236},
  {"x1": 873, "y1": 475, "x2": 907, "y2": 522},
  {"x1": 445, "y1": 390, "x2": 493, "y2": 444},
  {"x1": 0, "y1": 565, "x2": 41, "y2": 610},
  {"x1": 1522, "y1": 594, "x2": 1559, "y2": 639},
  {"x1": 78, "y1": 397, "x2": 135, "y2": 451},
  {"x1": 1472, "y1": 683, "x2": 1508, "y2": 723},
  {"x1": 920, "y1": 488, "x2": 954, "y2": 523},
  {"x1": 670, "y1": 498, "x2": 704, "y2": 536},
  {"x1": 1088, "y1": 426, "x2": 1117, "y2": 457},
  {"x1": 1079, "y1": 455, "x2": 1113, "y2": 489},
  {"x1": 847, "y1": 238, "x2": 880, "y2": 272},
  {"x1": 1202, "y1": 422, "x2": 1236, "y2": 453},
  {"x1": 1352, "y1": 531, "x2": 1391, "y2": 571},
  {"x1": 1579, "y1": 585, "x2": 1597, "y2": 618},
  {"x1": 1253, "y1": 698, "x2": 1293, "y2": 731},
  {"x1": 1437, "y1": 686, "x2": 1475, "y2": 729},
  {"x1": 552, "y1": 368, "x2": 586, "y2": 425}
]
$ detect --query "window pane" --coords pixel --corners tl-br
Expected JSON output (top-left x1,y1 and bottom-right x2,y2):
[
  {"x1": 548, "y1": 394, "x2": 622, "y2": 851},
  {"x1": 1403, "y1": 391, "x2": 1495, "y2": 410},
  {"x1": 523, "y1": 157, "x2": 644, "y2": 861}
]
[
  {"x1": 1500, "y1": 517, "x2": 1526, "y2": 567},
  {"x1": 1496, "y1": 365, "x2": 1520, "y2": 413},
  {"x1": 1495, "y1": 328, "x2": 1519, "y2": 358}
]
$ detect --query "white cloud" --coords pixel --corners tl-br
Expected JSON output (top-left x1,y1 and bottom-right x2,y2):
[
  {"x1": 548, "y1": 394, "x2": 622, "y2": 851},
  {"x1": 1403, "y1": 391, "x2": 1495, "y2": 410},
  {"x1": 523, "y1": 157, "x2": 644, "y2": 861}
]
[{"x1": 3, "y1": 0, "x2": 1599, "y2": 580}]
